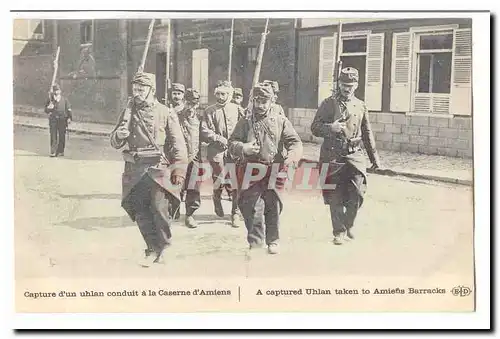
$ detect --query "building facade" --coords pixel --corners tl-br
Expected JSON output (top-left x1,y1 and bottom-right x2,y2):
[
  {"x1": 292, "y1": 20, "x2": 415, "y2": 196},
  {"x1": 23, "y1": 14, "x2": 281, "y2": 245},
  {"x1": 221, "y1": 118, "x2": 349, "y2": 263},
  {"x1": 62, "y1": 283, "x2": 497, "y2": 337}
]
[
  {"x1": 291, "y1": 18, "x2": 473, "y2": 158},
  {"x1": 13, "y1": 18, "x2": 473, "y2": 158}
]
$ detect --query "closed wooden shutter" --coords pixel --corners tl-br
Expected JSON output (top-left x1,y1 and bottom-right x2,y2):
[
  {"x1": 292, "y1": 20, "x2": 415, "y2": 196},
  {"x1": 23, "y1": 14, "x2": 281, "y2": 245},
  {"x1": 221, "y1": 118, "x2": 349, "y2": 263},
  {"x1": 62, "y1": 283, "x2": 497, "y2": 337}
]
[
  {"x1": 365, "y1": 32, "x2": 384, "y2": 111},
  {"x1": 318, "y1": 35, "x2": 337, "y2": 106},
  {"x1": 451, "y1": 28, "x2": 472, "y2": 115},
  {"x1": 390, "y1": 32, "x2": 412, "y2": 112}
]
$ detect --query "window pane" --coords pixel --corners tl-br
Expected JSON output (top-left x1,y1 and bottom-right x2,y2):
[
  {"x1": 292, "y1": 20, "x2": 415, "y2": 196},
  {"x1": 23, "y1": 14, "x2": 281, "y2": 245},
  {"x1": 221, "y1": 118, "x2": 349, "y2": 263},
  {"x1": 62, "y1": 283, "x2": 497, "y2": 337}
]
[
  {"x1": 419, "y1": 33, "x2": 453, "y2": 50},
  {"x1": 418, "y1": 54, "x2": 431, "y2": 93},
  {"x1": 431, "y1": 52, "x2": 452, "y2": 93},
  {"x1": 342, "y1": 38, "x2": 367, "y2": 53}
]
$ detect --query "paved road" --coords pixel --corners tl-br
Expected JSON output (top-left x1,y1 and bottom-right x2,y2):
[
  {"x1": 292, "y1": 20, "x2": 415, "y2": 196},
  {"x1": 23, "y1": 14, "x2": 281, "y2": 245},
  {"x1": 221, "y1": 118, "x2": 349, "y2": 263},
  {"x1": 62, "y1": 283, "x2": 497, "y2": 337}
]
[{"x1": 14, "y1": 126, "x2": 474, "y2": 280}]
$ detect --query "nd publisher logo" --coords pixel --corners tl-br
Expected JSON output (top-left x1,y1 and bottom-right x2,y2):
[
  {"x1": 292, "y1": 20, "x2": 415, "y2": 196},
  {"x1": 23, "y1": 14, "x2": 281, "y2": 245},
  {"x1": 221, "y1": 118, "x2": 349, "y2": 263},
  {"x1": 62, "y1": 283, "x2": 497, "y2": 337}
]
[{"x1": 451, "y1": 286, "x2": 472, "y2": 297}]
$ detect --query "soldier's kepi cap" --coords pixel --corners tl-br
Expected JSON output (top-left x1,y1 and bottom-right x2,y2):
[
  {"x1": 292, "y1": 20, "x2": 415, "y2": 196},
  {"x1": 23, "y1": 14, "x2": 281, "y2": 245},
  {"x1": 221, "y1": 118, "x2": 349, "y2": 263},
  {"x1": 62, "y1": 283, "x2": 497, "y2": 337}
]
[
  {"x1": 132, "y1": 72, "x2": 156, "y2": 88},
  {"x1": 171, "y1": 83, "x2": 186, "y2": 93},
  {"x1": 253, "y1": 83, "x2": 274, "y2": 99},
  {"x1": 233, "y1": 88, "x2": 243, "y2": 97},
  {"x1": 338, "y1": 67, "x2": 359, "y2": 84},
  {"x1": 52, "y1": 83, "x2": 61, "y2": 91},
  {"x1": 185, "y1": 88, "x2": 200, "y2": 101}
]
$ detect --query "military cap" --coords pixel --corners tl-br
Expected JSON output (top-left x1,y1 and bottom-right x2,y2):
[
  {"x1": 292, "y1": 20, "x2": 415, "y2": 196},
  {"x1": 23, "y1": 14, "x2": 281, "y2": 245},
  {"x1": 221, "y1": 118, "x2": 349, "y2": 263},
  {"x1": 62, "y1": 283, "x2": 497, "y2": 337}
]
[
  {"x1": 185, "y1": 88, "x2": 200, "y2": 101},
  {"x1": 262, "y1": 80, "x2": 279, "y2": 94},
  {"x1": 132, "y1": 72, "x2": 156, "y2": 88},
  {"x1": 253, "y1": 83, "x2": 274, "y2": 99},
  {"x1": 171, "y1": 83, "x2": 186, "y2": 93},
  {"x1": 233, "y1": 88, "x2": 243, "y2": 97},
  {"x1": 338, "y1": 67, "x2": 359, "y2": 84},
  {"x1": 52, "y1": 83, "x2": 61, "y2": 91}
]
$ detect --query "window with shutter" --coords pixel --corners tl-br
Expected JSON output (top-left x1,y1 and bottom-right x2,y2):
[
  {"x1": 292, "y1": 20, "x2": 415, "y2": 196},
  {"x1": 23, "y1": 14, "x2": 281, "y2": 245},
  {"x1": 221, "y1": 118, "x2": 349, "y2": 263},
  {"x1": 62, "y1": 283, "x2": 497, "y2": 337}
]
[
  {"x1": 412, "y1": 30, "x2": 453, "y2": 114},
  {"x1": 390, "y1": 32, "x2": 412, "y2": 112},
  {"x1": 192, "y1": 49, "x2": 209, "y2": 104},
  {"x1": 365, "y1": 33, "x2": 384, "y2": 111},
  {"x1": 318, "y1": 35, "x2": 336, "y2": 106},
  {"x1": 451, "y1": 28, "x2": 472, "y2": 115}
]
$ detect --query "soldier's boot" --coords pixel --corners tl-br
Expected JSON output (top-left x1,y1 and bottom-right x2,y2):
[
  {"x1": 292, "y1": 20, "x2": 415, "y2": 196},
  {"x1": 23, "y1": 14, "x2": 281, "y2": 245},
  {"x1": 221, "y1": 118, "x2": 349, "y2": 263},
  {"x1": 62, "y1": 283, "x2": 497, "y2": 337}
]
[
  {"x1": 267, "y1": 242, "x2": 280, "y2": 255},
  {"x1": 139, "y1": 248, "x2": 157, "y2": 268},
  {"x1": 50, "y1": 153, "x2": 57, "y2": 157},
  {"x1": 231, "y1": 213, "x2": 243, "y2": 228},
  {"x1": 333, "y1": 232, "x2": 346, "y2": 245},
  {"x1": 345, "y1": 228, "x2": 355, "y2": 240},
  {"x1": 185, "y1": 215, "x2": 198, "y2": 229},
  {"x1": 213, "y1": 191, "x2": 224, "y2": 217}
]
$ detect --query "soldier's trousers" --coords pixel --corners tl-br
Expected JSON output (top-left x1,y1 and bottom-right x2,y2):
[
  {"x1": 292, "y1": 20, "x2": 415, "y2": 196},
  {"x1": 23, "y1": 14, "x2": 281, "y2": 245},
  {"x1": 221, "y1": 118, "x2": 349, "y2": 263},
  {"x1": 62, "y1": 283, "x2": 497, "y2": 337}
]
[
  {"x1": 132, "y1": 176, "x2": 172, "y2": 254},
  {"x1": 171, "y1": 161, "x2": 201, "y2": 217},
  {"x1": 210, "y1": 160, "x2": 239, "y2": 215},
  {"x1": 49, "y1": 117, "x2": 67, "y2": 155},
  {"x1": 238, "y1": 180, "x2": 280, "y2": 246},
  {"x1": 326, "y1": 164, "x2": 364, "y2": 235}
]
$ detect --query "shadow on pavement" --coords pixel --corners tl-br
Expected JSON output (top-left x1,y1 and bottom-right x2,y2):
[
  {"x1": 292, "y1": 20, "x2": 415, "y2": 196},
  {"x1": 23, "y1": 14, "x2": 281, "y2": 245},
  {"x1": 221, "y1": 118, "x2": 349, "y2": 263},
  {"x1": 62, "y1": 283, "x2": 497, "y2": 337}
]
[
  {"x1": 57, "y1": 193, "x2": 122, "y2": 200},
  {"x1": 55, "y1": 215, "x2": 134, "y2": 231}
]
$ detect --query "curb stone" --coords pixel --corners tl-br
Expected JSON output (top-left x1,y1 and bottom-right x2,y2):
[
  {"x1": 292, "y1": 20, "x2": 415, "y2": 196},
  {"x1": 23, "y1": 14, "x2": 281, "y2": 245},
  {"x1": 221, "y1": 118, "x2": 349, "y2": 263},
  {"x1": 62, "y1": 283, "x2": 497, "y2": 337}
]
[{"x1": 15, "y1": 122, "x2": 472, "y2": 187}]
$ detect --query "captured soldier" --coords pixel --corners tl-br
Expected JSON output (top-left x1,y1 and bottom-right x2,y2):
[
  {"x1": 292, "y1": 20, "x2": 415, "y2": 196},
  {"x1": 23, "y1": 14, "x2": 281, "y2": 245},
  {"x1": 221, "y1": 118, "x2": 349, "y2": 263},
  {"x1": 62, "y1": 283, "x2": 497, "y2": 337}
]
[
  {"x1": 311, "y1": 67, "x2": 382, "y2": 245},
  {"x1": 44, "y1": 84, "x2": 72, "y2": 157},
  {"x1": 110, "y1": 72, "x2": 188, "y2": 267},
  {"x1": 170, "y1": 86, "x2": 203, "y2": 229},
  {"x1": 200, "y1": 80, "x2": 243, "y2": 228},
  {"x1": 229, "y1": 83, "x2": 303, "y2": 255}
]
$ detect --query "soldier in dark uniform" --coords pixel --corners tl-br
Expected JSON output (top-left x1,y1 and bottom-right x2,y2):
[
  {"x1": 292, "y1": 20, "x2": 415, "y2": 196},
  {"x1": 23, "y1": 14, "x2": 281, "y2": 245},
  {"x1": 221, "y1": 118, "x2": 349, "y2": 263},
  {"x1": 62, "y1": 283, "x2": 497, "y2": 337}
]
[
  {"x1": 110, "y1": 72, "x2": 188, "y2": 267},
  {"x1": 311, "y1": 67, "x2": 381, "y2": 245},
  {"x1": 229, "y1": 83, "x2": 303, "y2": 254},
  {"x1": 171, "y1": 86, "x2": 202, "y2": 229},
  {"x1": 200, "y1": 80, "x2": 243, "y2": 228},
  {"x1": 44, "y1": 84, "x2": 72, "y2": 157}
]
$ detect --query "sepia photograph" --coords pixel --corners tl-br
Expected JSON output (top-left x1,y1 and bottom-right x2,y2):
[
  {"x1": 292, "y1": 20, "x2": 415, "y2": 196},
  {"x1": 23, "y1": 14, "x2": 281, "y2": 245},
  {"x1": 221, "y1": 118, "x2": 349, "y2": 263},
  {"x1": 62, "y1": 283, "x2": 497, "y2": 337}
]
[{"x1": 9, "y1": 10, "x2": 489, "y2": 324}]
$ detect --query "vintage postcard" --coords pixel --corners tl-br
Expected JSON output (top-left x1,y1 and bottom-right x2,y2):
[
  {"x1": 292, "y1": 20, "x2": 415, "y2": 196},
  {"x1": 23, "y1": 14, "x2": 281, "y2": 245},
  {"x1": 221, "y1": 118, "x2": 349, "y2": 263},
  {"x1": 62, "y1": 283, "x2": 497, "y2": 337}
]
[{"x1": 10, "y1": 9, "x2": 490, "y2": 328}]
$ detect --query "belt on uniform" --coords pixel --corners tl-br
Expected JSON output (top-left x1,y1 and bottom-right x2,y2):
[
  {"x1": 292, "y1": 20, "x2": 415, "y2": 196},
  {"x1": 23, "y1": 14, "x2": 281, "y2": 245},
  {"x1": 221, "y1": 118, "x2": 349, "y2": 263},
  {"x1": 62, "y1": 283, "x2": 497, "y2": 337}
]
[{"x1": 122, "y1": 148, "x2": 162, "y2": 164}]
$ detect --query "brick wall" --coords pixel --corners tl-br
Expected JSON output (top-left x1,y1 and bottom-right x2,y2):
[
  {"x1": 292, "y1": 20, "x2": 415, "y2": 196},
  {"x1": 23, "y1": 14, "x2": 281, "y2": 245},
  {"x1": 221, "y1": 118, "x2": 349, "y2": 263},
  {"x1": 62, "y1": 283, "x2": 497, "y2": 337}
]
[{"x1": 288, "y1": 109, "x2": 473, "y2": 158}]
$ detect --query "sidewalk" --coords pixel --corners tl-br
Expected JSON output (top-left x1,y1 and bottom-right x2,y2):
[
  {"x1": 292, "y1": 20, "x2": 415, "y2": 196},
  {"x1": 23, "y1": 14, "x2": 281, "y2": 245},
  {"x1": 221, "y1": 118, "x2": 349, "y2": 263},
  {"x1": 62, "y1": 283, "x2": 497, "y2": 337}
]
[{"x1": 13, "y1": 114, "x2": 473, "y2": 186}]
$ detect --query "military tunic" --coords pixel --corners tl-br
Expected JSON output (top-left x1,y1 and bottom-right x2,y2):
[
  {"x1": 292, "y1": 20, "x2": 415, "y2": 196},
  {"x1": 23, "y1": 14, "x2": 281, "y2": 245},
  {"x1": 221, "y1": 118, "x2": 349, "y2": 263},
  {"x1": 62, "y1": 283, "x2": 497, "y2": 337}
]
[
  {"x1": 110, "y1": 99, "x2": 188, "y2": 253},
  {"x1": 200, "y1": 101, "x2": 242, "y2": 215},
  {"x1": 311, "y1": 93, "x2": 380, "y2": 235},
  {"x1": 229, "y1": 104, "x2": 303, "y2": 246}
]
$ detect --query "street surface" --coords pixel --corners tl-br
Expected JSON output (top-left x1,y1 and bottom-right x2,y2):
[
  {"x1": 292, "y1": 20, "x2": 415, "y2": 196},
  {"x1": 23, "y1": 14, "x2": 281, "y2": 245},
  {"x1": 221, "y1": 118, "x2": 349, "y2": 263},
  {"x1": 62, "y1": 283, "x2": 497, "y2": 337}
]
[{"x1": 14, "y1": 126, "x2": 474, "y2": 280}]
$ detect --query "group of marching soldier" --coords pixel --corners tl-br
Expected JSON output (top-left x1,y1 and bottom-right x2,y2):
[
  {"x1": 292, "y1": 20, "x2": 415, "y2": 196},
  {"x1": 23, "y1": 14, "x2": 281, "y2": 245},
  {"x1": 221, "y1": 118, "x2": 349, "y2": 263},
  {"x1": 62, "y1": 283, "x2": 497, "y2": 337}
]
[{"x1": 101, "y1": 65, "x2": 382, "y2": 267}]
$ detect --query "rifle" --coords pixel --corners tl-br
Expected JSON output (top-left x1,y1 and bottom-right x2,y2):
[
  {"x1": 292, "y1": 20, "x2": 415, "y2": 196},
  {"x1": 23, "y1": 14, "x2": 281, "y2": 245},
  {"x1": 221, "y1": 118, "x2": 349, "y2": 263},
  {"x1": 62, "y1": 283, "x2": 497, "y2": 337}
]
[
  {"x1": 228, "y1": 19, "x2": 234, "y2": 82},
  {"x1": 164, "y1": 18, "x2": 172, "y2": 108},
  {"x1": 246, "y1": 18, "x2": 270, "y2": 114},
  {"x1": 112, "y1": 19, "x2": 156, "y2": 134},
  {"x1": 333, "y1": 21, "x2": 343, "y2": 95},
  {"x1": 47, "y1": 46, "x2": 60, "y2": 103}
]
